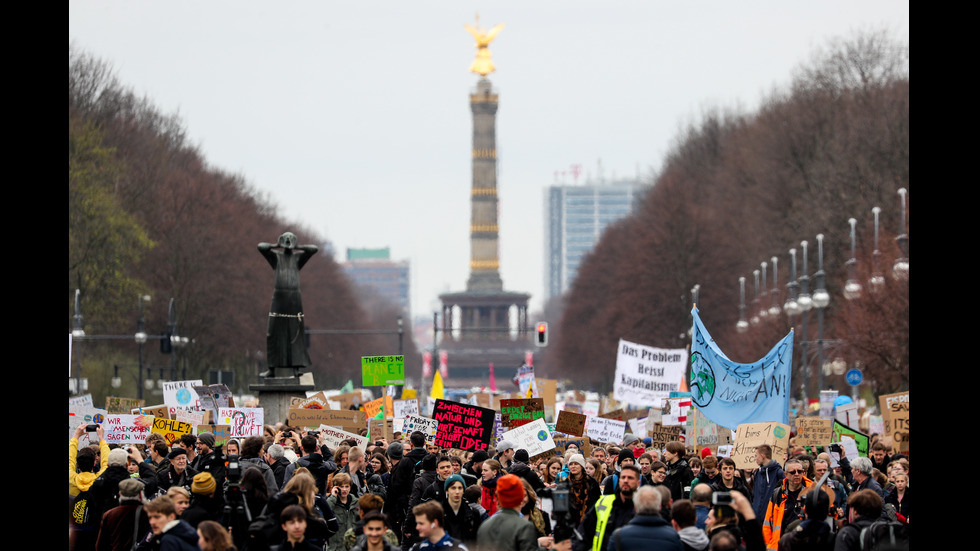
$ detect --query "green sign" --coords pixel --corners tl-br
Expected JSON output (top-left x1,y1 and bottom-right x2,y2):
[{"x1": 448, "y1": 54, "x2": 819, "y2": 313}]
[{"x1": 361, "y1": 355, "x2": 405, "y2": 386}]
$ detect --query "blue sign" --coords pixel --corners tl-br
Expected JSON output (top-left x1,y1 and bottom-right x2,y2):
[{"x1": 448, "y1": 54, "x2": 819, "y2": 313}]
[{"x1": 845, "y1": 368, "x2": 863, "y2": 386}]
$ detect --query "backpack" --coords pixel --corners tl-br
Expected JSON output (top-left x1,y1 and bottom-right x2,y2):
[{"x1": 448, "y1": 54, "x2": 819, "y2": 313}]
[
  {"x1": 859, "y1": 518, "x2": 909, "y2": 550},
  {"x1": 70, "y1": 478, "x2": 106, "y2": 529}
]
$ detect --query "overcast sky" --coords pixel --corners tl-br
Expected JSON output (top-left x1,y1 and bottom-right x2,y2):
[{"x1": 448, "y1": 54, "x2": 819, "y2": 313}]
[{"x1": 69, "y1": 2, "x2": 909, "y2": 320}]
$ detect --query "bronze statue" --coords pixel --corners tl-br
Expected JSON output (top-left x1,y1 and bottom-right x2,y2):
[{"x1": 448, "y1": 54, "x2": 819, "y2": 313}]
[
  {"x1": 464, "y1": 16, "x2": 504, "y2": 77},
  {"x1": 257, "y1": 232, "x2": 318, "y2": 378}
]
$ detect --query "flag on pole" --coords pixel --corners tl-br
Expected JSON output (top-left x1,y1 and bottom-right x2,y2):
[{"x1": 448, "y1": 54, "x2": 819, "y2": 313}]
[
  {"x1": 689, "y1": 308, "x2": 793, "y2": 429},
  {"x1": 430, "y1": 371, "x2": 445, "y2": 400},
  {"x1": 489, "y1": 363, "x2": 497, "y2": 392}
]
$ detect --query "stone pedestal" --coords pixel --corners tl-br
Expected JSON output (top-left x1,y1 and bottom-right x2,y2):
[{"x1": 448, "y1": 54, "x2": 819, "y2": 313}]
[{"x1": 250, "y1": 372, "x2": 315, "y2": 425}]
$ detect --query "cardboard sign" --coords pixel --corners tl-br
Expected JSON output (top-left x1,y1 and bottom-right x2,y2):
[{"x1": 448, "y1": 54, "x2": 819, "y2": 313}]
[
  {"x1": 151, "y1": 417, "x2": 194, "y2": 445},
  {"x1": 555, "y1": 410, "x2": 587, "y2": 436},
  {"x1": 364, "y1": 397, "x2": 385, "y2": 418},
  {"x1": 393, "y1": 399, "x2": 420, "y2": 418},
  {"x1": 586, "y1": 416, "x2": 627, "y2": 444},
  {"x1": 318, "y1": 425, "x2": 369, "y2": 450},
  {"x1": 501, "y1": 399, "x2": 545, "y2": 429},
  {"x1": 539, "y1": 378, "x2": 558, "y2": 420},
  {"x1": 795, "y1": 418, "x2": 834, "y2": 448},
  {"x1": 687, "y1": 408, "x2": 729, "y2": 449},
  {"x1": 333, "y1": 392, "x2": 363, "y2": 410},
  {"x1": 288, "y1": 408, "x2": 365, "y2": 431},
  {"x1": 218, "y1": 408, "x2": 265, "y2": 437},
  {"x1": 431, "y1": 399, "x2": 495, "y2": 451},
  {"x1": 731, "y1": 422, "x2": 791, "y2": 470},
  {"x1": 104, "y1": 414, "x2": 155, "y2": 444},
  {"x1": 105, "y1": 396, "x2": 145, "y2": 414},
  {"x1": 599, "y1": 409, "x2": 626, "y2": 420},
  {"x1": 402, "y1": 415, "x2": 439, "y2": 443},
  {"x1": 501, "y1": 418, "x2": 556, "y2": 457},
  {"x1": 368, "y1": 417, "x2": 394, "y2": 442},
  {"x1": 832, "y1": 420, "x2": 869, "y2": 457},
  {"x1": 140, "y1": 404, "x2": 170, "y2": 418},
  {"x1": 553, "y1": 436, "x2": 592, "y2": 458},
  {"x1": 878, "y1": 391, "x2": 909, "y2": 453},
  {"x1": 162, "y1": 380, "x2": 203, "y2": 413},
  {"x1": 198, "y1": 425, "x2": 231, "y2": 447},
  {"x1": 297, "y1": 392, "x2": 329, "y2": 409},
  {"x1": 649, "y1": 423, "x2": 683, "y2": 451},
  {"x1": 361, "y1": 355, "x2": 405, "y2": 386}
]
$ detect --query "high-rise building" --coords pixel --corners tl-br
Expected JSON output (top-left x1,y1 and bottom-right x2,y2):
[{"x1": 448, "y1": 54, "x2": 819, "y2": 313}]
[
  {"x1": 545, "y1": 180, "x2": 646, "y2": 298},
  {"x1": 341, "y1": 247, "x2": 410, "y2": 316}
]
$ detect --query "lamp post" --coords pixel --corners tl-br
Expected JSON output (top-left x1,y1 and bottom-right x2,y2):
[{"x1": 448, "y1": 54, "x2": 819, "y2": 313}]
[
  {"x1": 736, "y1": 277, "x2": 749, "y2": 333},
  {"x1": 894, "y1": 188, "x2": 909, "y2": 279},
  {"x1": 812, "y1": 234, "x2": 831, "y2": 395},
  {"x1": 136, "y1": 295, "x2": 150, "y2": 400}
]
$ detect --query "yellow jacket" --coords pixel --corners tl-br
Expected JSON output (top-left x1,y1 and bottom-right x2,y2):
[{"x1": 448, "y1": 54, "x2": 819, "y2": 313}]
[{"x1": 69, "y1": 437, "x2": 110, "y2": 497}]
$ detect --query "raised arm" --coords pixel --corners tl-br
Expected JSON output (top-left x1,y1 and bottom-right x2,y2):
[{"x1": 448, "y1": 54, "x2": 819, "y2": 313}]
[
  {"x1": 257, "y1": 242, "x2": 278, "y2": 268},
  {"x1": 297, "y1": 244, "x2": 319, "y2": 270}
]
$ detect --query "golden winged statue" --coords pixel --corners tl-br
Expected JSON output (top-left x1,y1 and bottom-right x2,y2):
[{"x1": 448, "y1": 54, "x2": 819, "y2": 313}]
[{"x1": 464, "y1": 17, "x2": 504, "y2": 76}]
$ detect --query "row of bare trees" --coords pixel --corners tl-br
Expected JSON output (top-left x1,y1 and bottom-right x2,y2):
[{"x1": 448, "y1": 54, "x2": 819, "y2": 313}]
[
  {"x1": 546, "y1": 31, "x2": 909, "y2": 396},
  {"x1": 69, "y1": 47, "x2": 417, "y2": 401}
]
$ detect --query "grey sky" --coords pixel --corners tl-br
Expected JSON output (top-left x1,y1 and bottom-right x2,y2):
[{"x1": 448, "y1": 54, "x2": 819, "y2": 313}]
[{"x1": 69, "y1": 2, "x2": 909, "y2": 320}]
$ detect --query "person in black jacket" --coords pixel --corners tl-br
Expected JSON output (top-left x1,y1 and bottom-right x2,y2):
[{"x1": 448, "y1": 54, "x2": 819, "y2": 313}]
[
  {"x1": 608, "y1": 485, "x2": 682, "y2": 551},
  {"x1": 507, "y1": 449, "x2": 545, "y2": 493},
  {"x1": 663, "y1": 442, "x2": 694, "y2": 502},
  {"x1": 385, "y1": 433, "x2": 427, "y2": 544}
]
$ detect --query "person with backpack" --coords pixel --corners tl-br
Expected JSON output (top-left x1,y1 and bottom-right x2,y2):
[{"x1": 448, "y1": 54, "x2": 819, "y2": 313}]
[
  {"x1": 387, "y1": 433, "x2": 428, "y2": 545},
  {"x1": 834, "y1": 490, "x2": 891, "y2": 551}
]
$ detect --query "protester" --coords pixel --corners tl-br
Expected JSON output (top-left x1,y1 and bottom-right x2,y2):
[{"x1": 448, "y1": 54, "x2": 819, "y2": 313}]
[
  {"x1": 607, "y1": 485, "x2": 683, "y2": 551},
  {"x1": 476, "y1": 475, "x2": 539, "y2": 551}
]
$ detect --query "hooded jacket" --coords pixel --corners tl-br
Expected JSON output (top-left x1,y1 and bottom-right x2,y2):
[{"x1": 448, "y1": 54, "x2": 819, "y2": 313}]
[
  {"x1": 752, "y1": 460, "x2": 784, "y2": 520},
  {"x1": 70, "y1": 436, "x2": 111, "y2": 497},
  {"x1": 678, "y1": 525, "x2": 710, "y2": 551}
]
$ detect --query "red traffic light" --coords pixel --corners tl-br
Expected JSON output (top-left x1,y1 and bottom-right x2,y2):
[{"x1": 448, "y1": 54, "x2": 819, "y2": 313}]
[{"x1": 535, "y1": 322, "x2": 548, "y2": 346}]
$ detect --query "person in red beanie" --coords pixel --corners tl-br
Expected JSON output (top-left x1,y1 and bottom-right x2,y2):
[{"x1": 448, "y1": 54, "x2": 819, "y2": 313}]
[{"x1": 476, "y1": 474, "x2": 539, "y2": 551}]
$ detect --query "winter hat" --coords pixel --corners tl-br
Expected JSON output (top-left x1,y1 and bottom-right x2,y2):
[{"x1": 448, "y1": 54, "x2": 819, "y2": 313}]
[
  {"x1": 471, "y1": 450, "x2": 490, "y2": 463},
  {"x1": 191, "y1": 472, "x2": 217, "y2": 496},
  {"x1": 622, "y1": 433, "x2": 639, "y2": 446},
  {"x1": 618, "y1": 448, "x2": 635, "y2": 466},
  {"x1": 642, "y1": 437, "x2": 653, "y2": 447},
  {"x1": 422, "y1": 453, "x2": 438, "y2": 471},
  {"x1": 168, "y1": 448, "x2": 188, "y2": 460},
  {"x1": 701, "y1": 447, "x2": 713, "y2": 460},
  {"x1": 118, "y1": 478, "x2": 144, "y2": 499},
  {"x1": 496, "y1": 440, "x2": 515, "y2": 453},
  {"x1": 197, "y1": 432, "x2": 216, "y2": 449},
  {"x1": 444, "y1": 474, "x2": 466, "y2": 492},
  {"x1": 108, "y1": 448, "x2": 130, "y2": 467},
  {"x1": 568, "y1": 454, "x2": 586, "y2": 468},
  {"x1": 496, "y1": 474, "x2": 526, "y2": 509},
  {"x1": 514, "y1": 449, "x2": 530, "y2": 463},
  {"x1": 387, "y1": 441, "x2": 404, "y2": 461}
]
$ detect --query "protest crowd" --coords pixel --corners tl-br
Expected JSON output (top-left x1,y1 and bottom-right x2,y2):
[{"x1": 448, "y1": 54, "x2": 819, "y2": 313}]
[{"x1": 68, "y1": 387, "x2": 909, "y2": 551}]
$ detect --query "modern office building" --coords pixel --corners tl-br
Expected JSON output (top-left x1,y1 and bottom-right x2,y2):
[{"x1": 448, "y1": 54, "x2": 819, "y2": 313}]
[
  {"x1": 545, "y1": 180, "x2": 646, "y2": 298},
  {"x1": 341, "y1": 247, "x2": 410, "y2": 316}
]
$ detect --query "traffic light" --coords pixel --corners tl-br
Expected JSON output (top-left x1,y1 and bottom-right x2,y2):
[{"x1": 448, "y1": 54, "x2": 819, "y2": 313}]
[{"x1": 535, "y1": 322, "x2": 548, "y2": 347}]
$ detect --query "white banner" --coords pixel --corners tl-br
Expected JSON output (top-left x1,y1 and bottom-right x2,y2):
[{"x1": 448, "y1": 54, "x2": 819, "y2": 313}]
[
  {"x1": 218, "y1": 407, "x2": 265, "y2": 437},
  {"x1": 104, "y1": 414, "x2": 155, "y2": 444},
  {"x1": 614, "y1": 339, "x2": 686, "y2": 407},
  {"x1": 501, "y1": 418, "x2": 556, "y2": 457},
  {"x1": 586, "y1": 416, "x2": 627, "y2": 444},
  {"x1": 317, "y1": 425, "x2": 369, "y2": 450},
  {"x1": 402, "y1": 415, "x2": 439, "y2": 443},
  {"x1": 162, "y1": 380, "x2": 203, "y2": 413}
]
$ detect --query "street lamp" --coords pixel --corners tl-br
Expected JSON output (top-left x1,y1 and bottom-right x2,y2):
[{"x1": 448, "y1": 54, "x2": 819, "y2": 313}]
[
  {"x1": 736, "y1": 277, "x2": 749, "y2": 333},
  {"x1": 893, "y1": 188, "x2": 909, "y2": 279},
  {"x1": 784, "y1": 249, "x2": 801, "y2": 316},
  {"x1": 844, "y1": 218, "x2": 862, "y2": 300},
  {"x1": 136, "y1": 295, "x2": 150, "y2": 400},
  {"x1": 813, "y1": 234, "x2": 830, "y2": 393}
]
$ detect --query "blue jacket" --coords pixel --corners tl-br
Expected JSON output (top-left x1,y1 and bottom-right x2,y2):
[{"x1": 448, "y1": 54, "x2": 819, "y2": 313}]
[
  {"x1": 751, "y1": 461, "x2": 784, "y2": 520},
  {"x1": 607, "y1": 514, "x2": 682, "y2": 551}
]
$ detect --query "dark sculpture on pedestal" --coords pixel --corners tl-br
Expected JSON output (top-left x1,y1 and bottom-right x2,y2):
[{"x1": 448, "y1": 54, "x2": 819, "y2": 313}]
[{"x1": 257, "y1": 232, "x2": 318, "y2": 378}]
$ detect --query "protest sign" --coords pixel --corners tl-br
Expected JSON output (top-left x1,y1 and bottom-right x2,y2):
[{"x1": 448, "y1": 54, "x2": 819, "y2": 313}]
[
  {"x1": 586, "y1": 416, "x2": 627, "y2": 444},
  {"x1": 582, "y1": 401, "x2": 600, "y2": 417},
  {"x1": 106, "y1": 396, "x2": 144, "y2": 414},
  {"x1": 819, "y1": 391, "x2": 838, "y2": 419},
  {"x1": 198, "y1": 425, "x2": 231, "y2": 447},
  {"x1": 296, "y1": 392, "x2": 329, "y2": 410},
  {"x1": 368, "y1": 417, "x2": 394, "y2": 442},
  {"x1": 333, "y1": 392, "x2": 362, "y2": 410},
  {"x1": 539, "y1": 378, "x2": 558, "y2": 420},
  {"x1": 393, "y1": 399, "x2": 420, "y2": 419},
  {"x1": 555, "y1": 410, "x2": 587, "y2": 436},
  {"x1": 599, "y1": 409, "x2": 625, "y2": 420},
  {"x1": 288, "y1": 409, "x2": 365, "y2": 431},
  {"x1": 317, "y1": 425, "x2": 369, "y2": 450},
  {"x1": 175, "y1": 409, "x2": 205, "y2": 428},
  {"x1": 104, "y1": 414, "x2": 154, "y2": 444},
  {"x1": 162, "y1": 380, "x2": 203, "y2": 413},
  {"x1": 832, "y1": 420, "x2": 869, "y2": 457},
  {"x1": 501, "y1": 418, "x2": 556, "y2": 457},
  {"x1": 837, "y1": 437, "x2": 860, "y2": 459},
  {"x1": 361, "y1": 355, "x2": 405, "y2": 386},
  {"x1": 500, "y1": 399, "x2": 545, "y2": 429},
  {"x1": 868, "y1": 415, "x2": 885, "y2": 439},
  {"x1": 553, "y1": 436, "x2": 592, "y2": 458},
  {"x1": 193, "y1": 384, "x2": 233, "y2": 416},
  {"x1": 151, "y1": 417, "x2": 194, "y2": 444},
  {"x1": 364, "y1": 397, "x2": 385, "y2": 418},
  {"x1": 614, "y1": 339, "x2": 687, "y2": 407},
  {"x1": 795, "y1": 417, "x2": 834, "y2": 448},
  {"x1": 139, "y1": 404, "x2": 169, "y2": 418},
  {"x1": 514, "y1": 364, "x2": 538, "y2": 397},
  {"x1": 402, "y1": 415, "x2": 439, "y2": 443},
  {"x1": 218, "y1": 407, "x2": 264, "y2": 437},
  {"x1": 431, "y1": 399, "x2": 495, "y2": 451},
  {"x1": 878, "y1": 391, "x2": 909, "y2": 453},
  {"x1": 628, "y1": 417, "x2": 648, "y2": 437},
  {"x1": 835, "y1": 402, "x2": 858, "y2": 428},
  {"x1": 649, "y1": 423, "x2": 683, "y2": 451},
  {"x1": 662, "y1": 396, "x2": 692, "y2": 426},
  {"x1": 731, "y1": 421, "x2": 791, "y2": 470},
  {"x1": 687, "y1": 408, "x2": 728, "y2": 450},
  {"x1": 691, "y1": 309, "x2": 793, "y2": 429},
  {"x1": 69, "y1": 407, "x2": 109, "y2": 445},
  {"x1": 69, "y1": 394, "x2": 94, "y2": 408}
]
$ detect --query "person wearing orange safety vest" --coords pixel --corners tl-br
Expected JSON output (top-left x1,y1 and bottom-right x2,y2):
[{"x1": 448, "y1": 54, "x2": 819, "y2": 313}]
[{"x1": 762, "y1": 459, "x2": 811, "y2": 549}]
